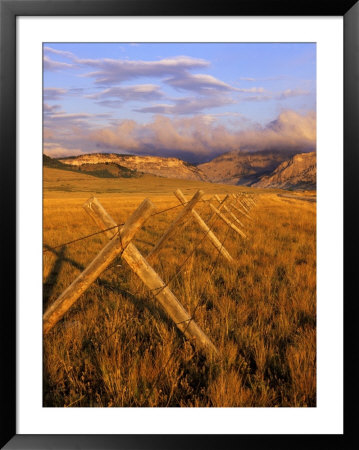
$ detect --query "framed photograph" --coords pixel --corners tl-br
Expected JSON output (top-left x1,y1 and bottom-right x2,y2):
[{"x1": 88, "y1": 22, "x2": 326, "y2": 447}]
[{"x1": 1, "y1": 0, "x2": 357, "y2": 448}]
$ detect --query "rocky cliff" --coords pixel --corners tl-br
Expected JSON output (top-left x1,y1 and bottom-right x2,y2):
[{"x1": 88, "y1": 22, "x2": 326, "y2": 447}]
[
  {"x1": 253, "y1": 151, "x2": 316, "y2": 190},
  {"x1": 55, "y1": 150, "x2": 316, "y2": 190},
  {"x1": 59, "y1": 153, "x2": 207, "y2": 181},
  {"x1": 198, "y1": 150, "x2": 294, "y2": 185}
]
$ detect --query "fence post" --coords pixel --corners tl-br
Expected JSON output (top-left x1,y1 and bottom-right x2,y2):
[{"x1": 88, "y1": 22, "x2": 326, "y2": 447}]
[
  {"x1": 83, "y1": 197, "x2": 120, "y2": 239},
  {"x1": 214, "y1": 194, "x2": 244, "y2": 228},
  {"x1": 235, "y1": 194, "x2": 251, "y2": 213},
  {"x1": 209, "y1": 203, "x2": 247, "y2": 239},
  {"x1": 230, "y1": 201, "x2": 253, "y2": 220},
  {"x1": 147, "y1": 190, "x2": 204, "y2": 259},
  {"x1": 245, "y1": 195, "x2": 256, "y2": 206},
  {"x1": 43, "y1": 198, "x2": 155, "y2": 335},
  {"x1": 174, "y1": 189, "x2": 233, "y2": 263},
  {"x1": 206, "y1": 194, "x2": 229, "y2": 212},
  {"x1": 240, "y1": 195, "x2": 252, "y2": 211},
  {"x1": 83, "y1": 198, "x2": 218, "y2": 357},
  {"x1": 230, "y1": 194, "x2": 252, "y2": 220}
]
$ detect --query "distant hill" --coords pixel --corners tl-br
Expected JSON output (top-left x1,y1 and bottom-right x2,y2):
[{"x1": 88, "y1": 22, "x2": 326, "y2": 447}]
[
  {"x1": 59, "y1": 153, "x2": 208, "y2": 181},
  {"x1": 198, "y1": 150, "x2": 295, "y2": 185},
  {"x1": 44, "y1": 154, "x2": 141, "y2": 179},
  {"x1": 253, "y1": 151, "x2": 316, "y2": 190},
  {"x1": 46, "y1": 150, "x2": 316, "y2": 190},
  {"x1": 43, "y1": 154, "x2": 70, "y2": 170}
]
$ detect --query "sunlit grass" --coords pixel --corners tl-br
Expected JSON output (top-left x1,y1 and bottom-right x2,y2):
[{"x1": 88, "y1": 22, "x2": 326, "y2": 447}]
[{"x1": 43, "y1": 167, "x2": 316, "y2": 407}]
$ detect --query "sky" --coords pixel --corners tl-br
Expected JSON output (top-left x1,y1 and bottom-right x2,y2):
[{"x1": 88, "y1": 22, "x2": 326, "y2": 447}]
[{"x1": 43, "y1": 43, "x2": 316, "y2": 164}]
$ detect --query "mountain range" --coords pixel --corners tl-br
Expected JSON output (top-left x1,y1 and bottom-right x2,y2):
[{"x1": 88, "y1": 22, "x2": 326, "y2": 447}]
[
  {"x1": 197, "y1": 150, "x2": 296, "y2": 185},
  {"x1": 58, "y1": 153, "x2": 207, "y2": 181},
  {"x1": 44, "y1": 149, "x2": 316, "y2": 191}
]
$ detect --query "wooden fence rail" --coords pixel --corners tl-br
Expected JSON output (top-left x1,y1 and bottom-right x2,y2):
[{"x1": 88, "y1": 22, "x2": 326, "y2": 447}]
[
  {"x1": 44, "y1": 188, "x2": 259, "y2": 359},
  {"x1": 82, "y1": 197, "x2": 218, "y2": 358},
  {"x1": 209, "y1": 203, "x2": 247, "y2": 239},
  {"x1": 230, "y1": 194, "x2": 253, "y2": 220},
  {"x1": 214, "y1": 194, "x2": 244, "y2": 228},
  {"x1": 43, "y1": 198, "x2": 155, "y2": 335},
  {"x1": 148, "y1": 190, "x2": 204, "y2": 259},
  {"x1": 174, "y1": 189, "x2": 233, "y2": 263},
  {"x1": 235, "y1": 194, "x2": 251, "y2": 213}
]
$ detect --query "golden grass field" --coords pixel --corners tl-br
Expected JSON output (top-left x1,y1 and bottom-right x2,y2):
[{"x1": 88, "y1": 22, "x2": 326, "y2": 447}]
[{"x1": 43, "y1": 167, "x2": 316, "y2": 407}]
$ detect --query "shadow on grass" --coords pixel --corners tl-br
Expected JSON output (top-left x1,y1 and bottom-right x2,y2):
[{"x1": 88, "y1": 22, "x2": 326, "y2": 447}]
[
  {"x1": 43, "y1": 245, "x2": 66, "y2": 310},
  {"x1": 43, "y1": 244, "x2": 183, "y2": 341}
]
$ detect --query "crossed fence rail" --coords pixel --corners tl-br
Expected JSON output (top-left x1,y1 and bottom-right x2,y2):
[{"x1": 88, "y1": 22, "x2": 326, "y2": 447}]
[{"x1": 43, "y1": 190, "x2": 257, "y2": 362}]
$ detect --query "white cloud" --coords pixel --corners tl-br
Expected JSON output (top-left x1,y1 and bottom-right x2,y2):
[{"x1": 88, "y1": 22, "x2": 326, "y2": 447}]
[
  {"x1": 44, "y1": 46, "x2": 77, "y2": 60},
  {"x1": 243, "y1": 88, "x2": 310, "y2": 102},
  {"x1": 84, "y1": 110, "x2": 316, "y2": 161},
  {"x1": 238, "y1": 87, "x2": 265, "y2": 93},
  {"x1": 43, "y1": 87, "x2": 68, "y2": 100},
  {"x1": 43, "y1": 56, "x2": 75, "y2": 71},
  {"x1": 135, "y1": 94, "x2": 235, "y2": 115},
  {"x1": 79, "y1": 56, "x2": 210, "y2": 85},
  {"x1": 44, "y1": 142, "x2": 87, "y2": 158},
  {"x1": 165, "y1": 73, "x2": 238, "y2": 93},
  {"x1": 86, "y1": 84, "x2": 164, "y2": 105},
  {"x1": 43, "y1": 103, "x2": 61, "y2": 113},
  {"x1": 277, "y1": 88, "x2": 310, "y2": 100},
  {"x1": 44, "y1": 109, "x2": 316, "y2": 162},
  {"x1": 239, "y1": 75, "x2": 287, "y2": 82},
  {"x1": 237, "y1": 110, "x2": 316, "y2": 151}
]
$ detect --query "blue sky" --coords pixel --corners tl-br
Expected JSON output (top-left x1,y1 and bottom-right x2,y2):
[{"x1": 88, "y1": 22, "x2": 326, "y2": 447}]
[{"x1": 43, "y1": 43, "x2": 316, "y2": 163}]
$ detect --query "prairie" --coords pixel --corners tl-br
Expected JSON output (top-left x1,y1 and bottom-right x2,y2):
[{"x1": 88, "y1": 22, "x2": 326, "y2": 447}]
[{"x1": 43, "y1": 167, "x2": 316, "y2": 407}]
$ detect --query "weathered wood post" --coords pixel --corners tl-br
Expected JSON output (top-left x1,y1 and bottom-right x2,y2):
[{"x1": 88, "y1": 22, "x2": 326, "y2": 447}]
[
  {"x1": 214, "y1": 194, "x2": 244, "y2": 228},
  {"x1": 246, "y1": 195, "x2": 256, "y2": 206},
  {"x1": 83, "y1": 198, "x2": 218, "y2": 357},
  {"x1": 83, "y1": 197, "x2": 120, "y2": 239},
  {"x1": 174, "y1": 189, "x2": 233, "y2": 263},
  {"x1": 235, "y1": 194, "x2": 251, "y2": 213},
  {"x1": 43, "y1": 198, "x2": 155, "y2": 335},
  {"x1": 230, "y1": 201, "x2": 253, "y2": 220},
  {"x1": 206, "y1": 194, "x2": 229, "y2": 212},
  {"x1": 147, "y1": 190, "x2": 204, "y2": 259},
  {"x1": 241, "y1": 196, "x2": 252, "y2": 211},
  {"x1": 209, "y1": 203, "x2": 247, "y2": 239},
  {"x1": 230, "y1": 194, "x2": 252, "y2": 220}
]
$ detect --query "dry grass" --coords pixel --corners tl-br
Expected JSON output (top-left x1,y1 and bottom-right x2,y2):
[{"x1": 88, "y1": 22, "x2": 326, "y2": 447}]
[{"x1": 43, "y1": 168, "x2": 316, "y2": 407}]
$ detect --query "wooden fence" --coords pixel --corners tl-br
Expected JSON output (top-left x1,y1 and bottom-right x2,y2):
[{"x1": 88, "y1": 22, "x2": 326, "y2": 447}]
[{"x1": 43, "y1": 189, "x2": 257, "y2": 359}]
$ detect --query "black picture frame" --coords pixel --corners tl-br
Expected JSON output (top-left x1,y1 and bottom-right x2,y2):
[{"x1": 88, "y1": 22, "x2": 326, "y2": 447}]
[{"x1": 1, "y1": 0, "x2": 357, "y2": 448}]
